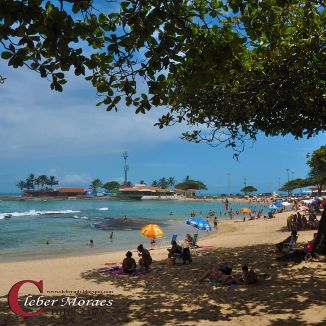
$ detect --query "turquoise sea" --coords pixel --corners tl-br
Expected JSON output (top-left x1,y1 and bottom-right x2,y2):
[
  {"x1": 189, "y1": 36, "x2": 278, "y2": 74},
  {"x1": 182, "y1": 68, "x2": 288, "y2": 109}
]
[{"x1": 0, "y1": 199, "x2": 269, "y2": 261}]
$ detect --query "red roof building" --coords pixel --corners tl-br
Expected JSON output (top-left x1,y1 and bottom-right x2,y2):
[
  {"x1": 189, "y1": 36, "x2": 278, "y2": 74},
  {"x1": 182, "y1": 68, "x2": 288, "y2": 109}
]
[{"x1": 57, "y1": 188, "x2": 87, "y2": 195}]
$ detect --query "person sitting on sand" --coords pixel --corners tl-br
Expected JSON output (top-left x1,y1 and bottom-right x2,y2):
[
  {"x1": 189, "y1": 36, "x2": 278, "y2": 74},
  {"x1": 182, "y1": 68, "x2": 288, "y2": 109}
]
[
  {"x1": 122, "y1": 251, "x2": 137, "y2": 273},
  {"x1": 186, "y1": 234, "x2": 194, "y2": 245},
  {"x1": 238, "y1": 265, "x2": 270, "y2": 284},
  {"x1": 199, "y1": 263, "x2": 235, "y2": 285},
  {"x1": 137, "y1": 244, "x2": 152, "y2": 269},
  {"x1": 275, "y1": 230, "x2": 298, "y2": 253},
  {"x1": 168, "y1": 240, "x2": 183, "y2": 258},
  {"x1": 239, "y1": 265, "x2": 257, "y2": 284}
]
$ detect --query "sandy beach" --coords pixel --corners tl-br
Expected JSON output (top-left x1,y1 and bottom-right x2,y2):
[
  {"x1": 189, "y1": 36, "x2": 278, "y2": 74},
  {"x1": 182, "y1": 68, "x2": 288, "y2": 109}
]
[{"x1": 0, "y1": 211, "x2": 325, "y2": 325}]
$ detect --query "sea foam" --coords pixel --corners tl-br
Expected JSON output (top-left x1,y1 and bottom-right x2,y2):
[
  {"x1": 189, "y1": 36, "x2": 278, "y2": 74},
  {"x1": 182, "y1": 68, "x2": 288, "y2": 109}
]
[
  {"x1": 97, "y1": 207, "x2": 109, "y2": 211},
  {"x1": 0, "y1": 209, "x2": 80, "y2": 219}
]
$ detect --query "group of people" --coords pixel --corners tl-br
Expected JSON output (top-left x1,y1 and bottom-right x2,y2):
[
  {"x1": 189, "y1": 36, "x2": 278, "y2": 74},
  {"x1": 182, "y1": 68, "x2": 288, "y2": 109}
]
[
  {"x1": 167, "y1": 235, "x2": 193, "y2": 265},
  {"x1": 275, "y1": 229, "x2": 318, "y2": 262},
  {"x1": 199, "y1": 262, "x2": 269, "y2": 285},
  {"x1": 122, "y1": 244, "x2": 153, "y2": 273},
  {"x1": 190, "y1": 210, "x2": 219, "y2": 231},
  {"x1": 287, "y1": 212, "x2": 318, "y2": 231}
]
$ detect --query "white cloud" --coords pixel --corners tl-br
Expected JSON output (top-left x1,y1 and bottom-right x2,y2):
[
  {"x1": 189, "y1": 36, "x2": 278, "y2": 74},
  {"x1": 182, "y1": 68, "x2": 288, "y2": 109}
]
[
  {"x1": 45, "y1": 168, "x2": 93, "y2": 187},
  {"x1": 0, "y1": 64, "x2": 185, "y2": 160}
]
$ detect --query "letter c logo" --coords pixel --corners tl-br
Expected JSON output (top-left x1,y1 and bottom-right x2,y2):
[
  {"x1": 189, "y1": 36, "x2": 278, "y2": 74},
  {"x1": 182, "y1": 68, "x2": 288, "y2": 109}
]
[{"x1": 8, "y1": 280, "x2": 44, "y2": 317}]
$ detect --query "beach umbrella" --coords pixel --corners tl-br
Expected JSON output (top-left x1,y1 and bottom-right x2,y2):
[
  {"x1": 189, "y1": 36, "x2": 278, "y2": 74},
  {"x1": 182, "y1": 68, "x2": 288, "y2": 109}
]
[
  {"x1": 140, "y1": 224, "x2": 164, "y2": 239},
  {"x1": 240, "y1": 208, "x2": 251, "y2": 214},
  {"x1": 299, "y1": 206, "x2": 309, "y2": 211},
  {"x1": 186, "y1": 218, "x2": 212, "y2": 231},
  {"x1": 269, "y1": 204, "x2": 279, "y2": 210},
  {"x1": 274, "y1": 201, "x2": 284, "y2": 208}
]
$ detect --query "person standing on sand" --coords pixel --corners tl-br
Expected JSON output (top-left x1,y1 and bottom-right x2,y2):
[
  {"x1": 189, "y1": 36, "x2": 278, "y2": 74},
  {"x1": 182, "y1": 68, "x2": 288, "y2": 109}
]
[{"x1": 213, "y1": 217, "x2": 218, "y2": 231}]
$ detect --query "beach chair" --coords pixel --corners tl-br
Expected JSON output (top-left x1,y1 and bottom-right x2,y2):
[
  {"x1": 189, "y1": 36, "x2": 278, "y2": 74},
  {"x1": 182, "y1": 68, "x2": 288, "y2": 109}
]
[
  {"x1": 171, "y1": 234, "x2": 177, "y2": 244},
  {"x1": 191, "y1": 233, "x2": 199, "y2": 249}
]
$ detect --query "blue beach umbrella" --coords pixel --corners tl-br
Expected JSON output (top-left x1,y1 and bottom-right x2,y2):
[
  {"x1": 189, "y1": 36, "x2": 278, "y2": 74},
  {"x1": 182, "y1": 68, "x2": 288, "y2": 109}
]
[
  {"x1": 186, "y1": 218, "x2": 213, "y2": 232},
  {"x1": 274, "y1": 201, "x2": 284, "y2": 208},
  {"x1": 268, "y1": 204, "x2": 279, "y2": 210}
]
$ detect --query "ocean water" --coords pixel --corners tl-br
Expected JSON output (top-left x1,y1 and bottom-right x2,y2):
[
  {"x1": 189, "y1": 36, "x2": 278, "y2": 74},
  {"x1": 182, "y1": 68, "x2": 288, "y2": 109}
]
[{"x1": 0, "y1": 199, "x2": 268, "y2": 261}]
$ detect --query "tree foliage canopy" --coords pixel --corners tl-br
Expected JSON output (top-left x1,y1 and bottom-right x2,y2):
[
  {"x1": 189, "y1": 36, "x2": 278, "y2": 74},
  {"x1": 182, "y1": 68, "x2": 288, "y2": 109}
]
[
  {"x1": 241, "y1": 185, "x2": 257, "y2": 193},
  {"x1": 175, "y1": 179, "x2": 207, "y2": 190},
  {"x1": 1, "y1": 0, "x2": 325, "y2": 154},
  {"x1": 102, "y1": 181, "x2": 120, "y2": 192},
  {"x1": 279, "y1": 145, "x2": 326, "y2": 194}
]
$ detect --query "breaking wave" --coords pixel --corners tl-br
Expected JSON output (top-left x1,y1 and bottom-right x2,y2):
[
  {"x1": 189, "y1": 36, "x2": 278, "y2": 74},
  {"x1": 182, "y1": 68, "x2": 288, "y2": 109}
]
[{"x1": 0, "y1": 210, "x2": 81, "y2": 219}]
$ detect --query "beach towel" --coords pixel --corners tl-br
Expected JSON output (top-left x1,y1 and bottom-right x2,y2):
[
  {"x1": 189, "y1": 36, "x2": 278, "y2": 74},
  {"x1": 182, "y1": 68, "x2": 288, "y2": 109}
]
[{"x1": 101, "y1": 265, "x2": 151, "y2": 276}]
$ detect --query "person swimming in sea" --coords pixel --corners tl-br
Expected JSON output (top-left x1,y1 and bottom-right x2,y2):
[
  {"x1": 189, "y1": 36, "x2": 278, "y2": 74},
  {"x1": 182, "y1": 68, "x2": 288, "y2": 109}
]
[
  {"x1": 109, "y1": 232, "x2": 114, "y2": 241},
  {"x1": 88, "y1": 239, "x2": 94, "y2": 247}
]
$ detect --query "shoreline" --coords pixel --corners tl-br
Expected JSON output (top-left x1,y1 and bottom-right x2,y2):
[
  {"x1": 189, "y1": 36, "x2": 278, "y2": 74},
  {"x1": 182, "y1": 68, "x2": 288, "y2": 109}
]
[{"x1": 0, "y1": 195, "x2": 274, "y2": 203}]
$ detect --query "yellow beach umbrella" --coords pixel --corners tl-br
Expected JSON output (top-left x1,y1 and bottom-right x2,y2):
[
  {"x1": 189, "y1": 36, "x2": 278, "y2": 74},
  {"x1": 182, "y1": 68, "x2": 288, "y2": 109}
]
[
  {"x1": 240, "y1": 208, "x2": 251, "y2": 214},
  {"x1": 140, "y1": 224, "x2": 164, "y2": 239}
]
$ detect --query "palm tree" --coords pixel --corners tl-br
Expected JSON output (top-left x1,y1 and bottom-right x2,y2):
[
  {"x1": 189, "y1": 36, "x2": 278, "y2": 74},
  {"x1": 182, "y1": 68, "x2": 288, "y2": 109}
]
[
  {"x1": 38, "y1": 175, "x2": 49, "y2": 190},
  {"x1": 25, "y1": 173, "x2": 35, "y2": 190},
  {"x1": 35, "y1": 177, "x2": 41, "y2": 190},
  {"x1": 139, "y1": 180, "x2": 145, "y2": 184},
  {"x1": 48, "y1": 176, "x2": 58, "y2": 189},
  {"x1": 90, "y1": 179, "x2": 102, "y2": 195},
  {"x1": 168, "y1": 177, "x2": 176, "y2": 189},
  {"x1": 151, "y1": 180, "x2": 158, "y2": 187},
  {"x1": 158, "y1": 177, "x2": 168, "y2": 189},
  {"x1": 16, "y1": 180, "x2": 26, "y2": 194}
]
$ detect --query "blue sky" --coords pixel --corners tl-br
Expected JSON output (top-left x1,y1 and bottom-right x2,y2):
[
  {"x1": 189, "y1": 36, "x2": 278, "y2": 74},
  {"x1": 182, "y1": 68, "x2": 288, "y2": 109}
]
[{"x1": 0, "y1": 60, "x2": 325, "y2": 194}]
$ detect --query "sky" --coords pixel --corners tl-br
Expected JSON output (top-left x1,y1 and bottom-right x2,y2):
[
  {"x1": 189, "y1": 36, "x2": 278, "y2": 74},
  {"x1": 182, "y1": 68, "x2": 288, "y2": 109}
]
[{"x1": 0, "y1": 61, "x2": 325, "y2": 194}]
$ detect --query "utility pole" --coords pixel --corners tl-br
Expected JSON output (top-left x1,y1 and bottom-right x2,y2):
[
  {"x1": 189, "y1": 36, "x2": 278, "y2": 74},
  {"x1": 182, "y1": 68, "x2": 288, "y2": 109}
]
[
  {"x1": 243, "y1": 178, "x2": 247, "y2": 195},
  {"x1": 227, "y1": 173, "x2": 231, "y2": 196},
  {"x1": 291, "y1": 171, "x2": 294, "y2": 180},
  {"x1": 286, "y1": 168, "x2": 290, "y2": 182},
  {"x1": 286, "y1": 168, "x2": 290, "y2": 195},
  {"x1": 122, "y1": 152, "x2": 129, "y2": 185}
]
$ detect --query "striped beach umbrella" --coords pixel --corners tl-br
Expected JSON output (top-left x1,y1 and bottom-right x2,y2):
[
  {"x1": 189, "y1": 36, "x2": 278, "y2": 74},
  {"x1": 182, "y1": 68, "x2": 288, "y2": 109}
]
[
  {"x1": 140, "y1": 224, "x2": 164, "y2": 239},
  {"x1": 186, "y1": 218, "x2": 212, "y2": 231}
]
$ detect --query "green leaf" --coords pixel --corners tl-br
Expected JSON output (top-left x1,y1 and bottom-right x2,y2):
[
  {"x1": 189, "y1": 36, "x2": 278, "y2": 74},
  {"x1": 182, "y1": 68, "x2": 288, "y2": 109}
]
[{"x1": 1, "y1": 52, "x2": 13, "y2": 59}]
